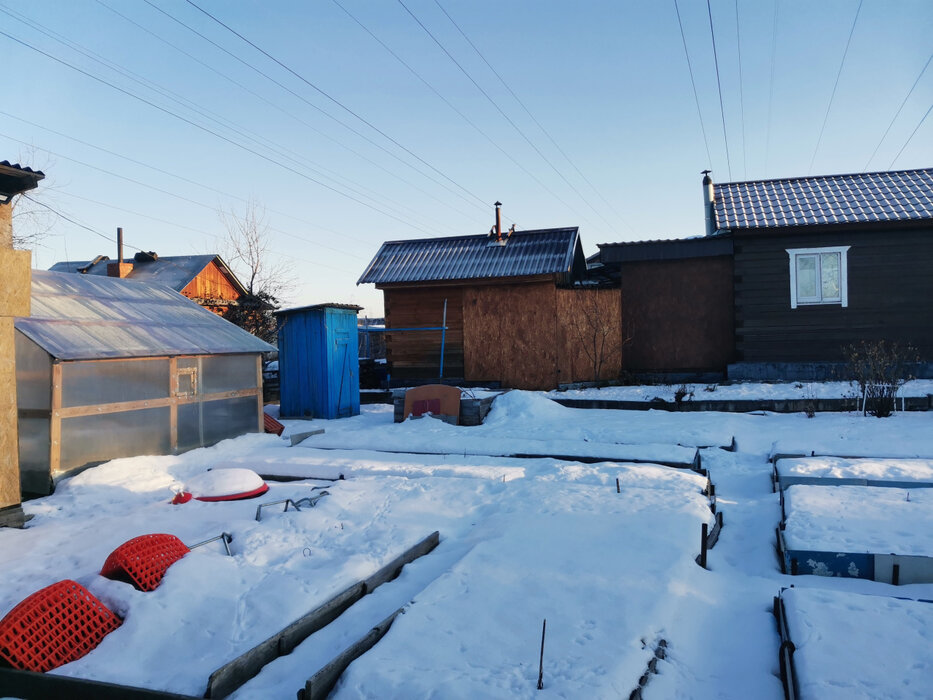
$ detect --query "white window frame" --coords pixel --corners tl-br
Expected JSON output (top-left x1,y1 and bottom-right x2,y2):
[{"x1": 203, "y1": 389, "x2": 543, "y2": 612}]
[{"x1": 786, "y1": 246, "x2": 850, "y2": 309}]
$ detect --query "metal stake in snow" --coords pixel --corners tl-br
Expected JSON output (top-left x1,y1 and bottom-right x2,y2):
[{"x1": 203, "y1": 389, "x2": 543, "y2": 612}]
[
  {"x1": 616, "y1": 477, "x2": 621, "y2": 493},
  {"x1": 537, "y1": 618, "x2": 547, "y2": 690}
]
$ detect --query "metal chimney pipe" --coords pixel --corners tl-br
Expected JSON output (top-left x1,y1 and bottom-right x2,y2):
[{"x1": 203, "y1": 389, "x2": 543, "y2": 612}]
[
  {"x1": 701, "y1": 171, "x2": 715, "y2": 236},
  {"x1": 494, "y1": 201, "x2": 502, "y2": 241},
  {"x1": 117, "y1": 227, "x2": 124, "y2": 262}
]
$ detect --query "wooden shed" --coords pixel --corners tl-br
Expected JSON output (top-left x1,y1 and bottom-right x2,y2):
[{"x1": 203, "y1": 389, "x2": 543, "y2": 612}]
[
  {"x1": 14, "y1": 271, "x2": 274, "y2": 496},
  {"x1": 358, "y1": 227, "x2": 623, "y2": 390}
]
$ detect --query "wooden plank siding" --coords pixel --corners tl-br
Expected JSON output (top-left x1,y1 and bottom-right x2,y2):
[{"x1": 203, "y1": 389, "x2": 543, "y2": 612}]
[
  {"x1": 383, "y1": 287, "x2": 464, "y2": 380},
  {"x1": 180, "y1": 260, "x2": 243, "y2": 315},
  {"x1": 733, "y1": 225, "x2": 933, "y2": 362},
  {"x1": 619, "y1": 256, "x2": 734, "y2": 371}
]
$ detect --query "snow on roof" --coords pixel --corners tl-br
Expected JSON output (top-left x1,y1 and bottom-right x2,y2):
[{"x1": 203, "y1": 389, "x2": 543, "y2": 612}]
[{"x1": 15, "y1": 270, "x2": 273, "y2": 360}]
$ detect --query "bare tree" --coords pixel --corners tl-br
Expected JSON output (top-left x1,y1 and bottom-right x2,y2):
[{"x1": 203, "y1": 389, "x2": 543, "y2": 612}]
[
  {"x1": 566, "y1": 287, "x2": 630, "y2": 384},
  {"x1": 218, "y1": 199, "x2": 294, "y2": 343},
  {"x1": 10, "y1": 148, "x2": 59, "y2": 250}
]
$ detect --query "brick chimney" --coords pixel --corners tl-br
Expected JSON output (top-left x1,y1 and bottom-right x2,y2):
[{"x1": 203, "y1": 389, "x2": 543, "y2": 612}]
[{"x1": 107, "y1": 227, "x2": 133, "y2": 278}]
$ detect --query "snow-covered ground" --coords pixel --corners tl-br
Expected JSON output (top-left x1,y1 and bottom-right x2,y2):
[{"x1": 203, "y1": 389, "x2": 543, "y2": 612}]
[
  {"x1": 549, "y1": 379, "x2": 933, "y2": 402},
  {"x1": 2, "y1": 390, "x2": 932, "y2": 698}
]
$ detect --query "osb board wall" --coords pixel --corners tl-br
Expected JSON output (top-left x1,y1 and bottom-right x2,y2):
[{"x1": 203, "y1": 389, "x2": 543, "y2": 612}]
[
  {"x1": 463, "y1": 283, "x2": 622, "y2": 390},
  {"x1": 383, "y1": 287, "x2": 464, "y2": 379},
  {"x1": 0, "y1": 317, "x2": 20, "y2": 508},
  {"x1": 620, "y1": 256, "x2": 734, "y2": 371},
  {"x1": 181, "y1": 260, "x2": 242, "y2": 312},
  {"x1": 555, "y1": 286, "x2": 623, "y2": 384}
]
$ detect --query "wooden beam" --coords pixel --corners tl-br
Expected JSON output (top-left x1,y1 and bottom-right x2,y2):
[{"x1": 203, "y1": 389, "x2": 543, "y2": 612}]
[
  {"x1": 169, "y1": 357, "x2": 178, "y2": 452},
  {"x1": 49, "y1": 362, "x2": 62, "y2": 477},
  {"x1": 55, "y1": 389, "x2": 261, "y2": 420},
  {"x1": 299, "y1": 608, "x2": 403, "y2": 700}
]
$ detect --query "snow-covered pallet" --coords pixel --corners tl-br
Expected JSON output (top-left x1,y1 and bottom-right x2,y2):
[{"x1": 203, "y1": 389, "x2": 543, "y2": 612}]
[
  {"x1": 777, "y1": 484, "x2": 933, "y2": 583},
  {"x1": 773, "y1": 587, "x2": 933, "y2": 700},
  {"x1": 772, "y1": 456, "x2": 933, "y2": 493}
]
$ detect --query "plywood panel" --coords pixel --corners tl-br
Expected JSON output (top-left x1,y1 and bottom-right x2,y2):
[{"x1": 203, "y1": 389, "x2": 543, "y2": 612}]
[
  {"x1": 555, "y1": 287, "x2": 623, "y2": 383},
  {"x1": 462, "y1": 282, "x2": 559, "y2": 390},
  {"x1": 181, "y1": 260, "x2": 242, "y2": 309}
]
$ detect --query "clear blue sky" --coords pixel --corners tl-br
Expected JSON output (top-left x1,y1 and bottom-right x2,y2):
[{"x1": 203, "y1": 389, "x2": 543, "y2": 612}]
[{"x1": 3, "y1": 0, "x2": 931, "y2": 317}]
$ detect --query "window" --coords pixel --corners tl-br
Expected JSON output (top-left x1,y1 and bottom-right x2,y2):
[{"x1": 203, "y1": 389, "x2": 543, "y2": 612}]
[{"x1": 786, "y1": 246, "x2": 849, "y2": 308}]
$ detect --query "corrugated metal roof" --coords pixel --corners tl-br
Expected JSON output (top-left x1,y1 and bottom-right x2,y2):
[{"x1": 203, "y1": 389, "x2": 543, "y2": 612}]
[
  {"x1": 357, "y1": 228, "x2": 584, "y2": 284},
  {"x1": 48, "y1": 254, "x2": 247, "y2": 295},
  {"x1": 715, "y1": 168, "x2": 933, "y2": 230},
  {"x1": 276, "y1": 303, "x2": 363, "y2": 317},
  {"x1": 15, "y1": 271, "x2": 273, "y2": 360}
]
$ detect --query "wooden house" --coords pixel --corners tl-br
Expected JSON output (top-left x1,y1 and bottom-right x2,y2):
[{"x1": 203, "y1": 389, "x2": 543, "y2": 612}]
[
  {"x1": 358, "y1": 220, "x2": 622, "y2": 390},
  {"x1": 50, "y1": 252, "x2": 247, "y2": 316},
  {"x1": 595, "y1": 167, "x2": 933, "y2": 380},
  {"x1": 708, "y1": 168, "x2": 933, "y2": 379}
]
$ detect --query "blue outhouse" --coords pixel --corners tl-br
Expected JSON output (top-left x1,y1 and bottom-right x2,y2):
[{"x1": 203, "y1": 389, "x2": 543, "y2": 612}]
[{"x1": 276, "y1": 303, "x2": 362, "y2": 419}]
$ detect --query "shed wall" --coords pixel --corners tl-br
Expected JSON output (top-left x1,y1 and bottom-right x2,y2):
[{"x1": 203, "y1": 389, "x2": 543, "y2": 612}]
[
  {"x1": 619, "y1": 256, "x2": 734, "y2": 371},
  {"x1": 733, "y1": 226, "x2": 933, "y2": 362},
  {"x1": 383, "y1": 287, "x2": 464, "y2": 380}
]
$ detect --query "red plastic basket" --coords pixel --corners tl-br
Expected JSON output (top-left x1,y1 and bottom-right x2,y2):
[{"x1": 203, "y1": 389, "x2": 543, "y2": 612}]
[
  {"x1": 100, "y1": 534, "x2": 191, "y2": 592},
  {"x1": 0, "y1": 580, "x2": 122, "y2": 672},
  {"x1": 264, "y1": 413, "x2": 284, "y2": 436}
]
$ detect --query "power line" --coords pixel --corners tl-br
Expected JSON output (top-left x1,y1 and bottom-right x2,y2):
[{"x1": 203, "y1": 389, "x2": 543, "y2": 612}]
[
  {"x1": 734, "y1": 0, "x2": 747, "y2": 179},
  {"x1": 764, "y1": 0, "x2": 780, "y2": 176},
  {"x1": 0, "y1": 109, "x2": 368, "y2": 246},
  {"x1": 706, "y1": 0, "x2": 732, "y2": 180},
  {"x1": 865, "y1": 53, "x2": 932, "y2": 170},
  {"x1": 138, "y1": 0, "x2": 487, "y2": 226},
  {"x1": 888, "y1": 101, "x2": 932, "y2": 169},
  {"x1": 673, "y1": 0, "x2": 714, "y2": 170},
  {"x1": 430, "y1": 0, "x2": 630, "y2": 232},
  {"x1": 808, "y1": 0, "x2": 863, "y2": 174},
  {"x1": 0, "y1": 28, "x2": 444, "y2": 236},
  {"x1": 1, "y1": 2, "x2": 465, "y2": 236},
  {"x1": 0, "y1": 132, "x2": 370, "y2": 261},
  {"x1": 395, "y1": 0, "x2": 603, "y2": 231},
  {"x1": 182, "y1": 0, "x2": 493, "y2": 214}
]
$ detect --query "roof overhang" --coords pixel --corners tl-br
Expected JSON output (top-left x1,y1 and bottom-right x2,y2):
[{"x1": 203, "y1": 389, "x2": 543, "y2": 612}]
[{"x1": 0, "y1": 161, "x2": 45, "y2": 203}]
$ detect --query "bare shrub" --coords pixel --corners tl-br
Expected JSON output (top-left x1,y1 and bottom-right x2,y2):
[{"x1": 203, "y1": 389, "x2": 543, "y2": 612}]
[
  {"x1": 843, "y1": 340, "x2": 918, "y2": 417},
  {"x1": 673, "y1": 384, "x2": 694, "y2": 403}
]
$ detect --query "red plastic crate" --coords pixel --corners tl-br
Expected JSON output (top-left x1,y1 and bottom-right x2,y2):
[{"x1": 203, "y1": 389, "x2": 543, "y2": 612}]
[
  {"x1": 264, "y1": 413, "x2": 284, "y2": 436},
  {"x1": 100, "y1": 534, "x2": 190, "y2": 592},
  {"x1": 0, "y1": 580, "x2": 122, "y2": 672}
]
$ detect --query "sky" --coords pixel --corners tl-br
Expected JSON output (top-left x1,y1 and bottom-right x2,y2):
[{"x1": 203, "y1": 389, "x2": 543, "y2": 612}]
[{"x1": 2, "y1": 0, "x2": 931, "y2": 317}]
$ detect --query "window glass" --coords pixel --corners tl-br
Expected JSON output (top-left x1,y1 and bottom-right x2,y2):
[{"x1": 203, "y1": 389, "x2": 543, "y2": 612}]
[
  {"x1": 796, "y1": 255, "x2": 818, "y2": 300},
  {"x1": 820, "y1": 252, "x2": 840, "y2": 301}
]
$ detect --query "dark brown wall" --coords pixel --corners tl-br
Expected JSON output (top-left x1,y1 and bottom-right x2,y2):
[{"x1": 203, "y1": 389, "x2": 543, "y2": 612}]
[
  {"x1": 734, "y1": 225, "x2": 933, "y2": 362},
  {"x1": 619, "y1": 256, "x2": 734, "y2": 371}
]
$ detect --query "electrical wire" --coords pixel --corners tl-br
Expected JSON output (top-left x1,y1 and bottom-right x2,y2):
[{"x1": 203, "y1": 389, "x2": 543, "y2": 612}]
[
  {"x1": 888, "y1": 101, "x2": 932, "y2": 169},
  {"x1": 139, "y1": 0, "x2": 486, "y2": 225},
  {"x1": 735, "y1": 0, "x2": 747, "y2": 179},
  {"x1": 430, "y1": 0, "x2": 633, "y2": 232},
  {"x1": 706, "y1": 0, "x2": 732, "y2": 180},
  {"x1": 1, "y1": 2, "x2": 466, "y2": 235},
  {"x1": 0, "y1": 28, "x2": 444, "y2": 236},
  {"x1": 864, "y1": 53, "x2": 932, "y2": 170},
  {"x1": 182, "y1": 0, "x2": 493, "y2": 214},
  {"x1": 808, "y1": 0, "x2": 863, "y2": 174},
  {"x1": 764, "y1": 0, "x2": 779, "y2": 176},
  {"x1": 673, "y1": 0, "x2": 714, "y2": 171},
  {"x1": 394, "y1": 0, "x2": 601, "y2": 231}
]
